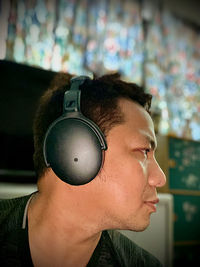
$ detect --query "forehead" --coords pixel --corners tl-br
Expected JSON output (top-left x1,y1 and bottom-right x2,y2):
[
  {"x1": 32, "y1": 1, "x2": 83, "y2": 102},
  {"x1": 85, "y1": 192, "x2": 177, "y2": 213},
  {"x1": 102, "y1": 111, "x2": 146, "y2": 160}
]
[{"x1": 117, "y1": 98, "x2": 156, "y2": 146}]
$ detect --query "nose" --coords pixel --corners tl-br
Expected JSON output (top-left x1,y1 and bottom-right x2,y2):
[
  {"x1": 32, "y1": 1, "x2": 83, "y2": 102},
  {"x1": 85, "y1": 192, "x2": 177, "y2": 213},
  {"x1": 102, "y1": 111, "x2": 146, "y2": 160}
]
[{"x1": 148, "y1": 158, "x2": 166, "y2": 188}]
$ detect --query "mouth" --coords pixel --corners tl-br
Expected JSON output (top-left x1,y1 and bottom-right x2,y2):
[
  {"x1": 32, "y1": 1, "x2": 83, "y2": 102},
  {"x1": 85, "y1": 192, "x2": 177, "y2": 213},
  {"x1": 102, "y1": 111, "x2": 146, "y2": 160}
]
[{"x1": 144, "y1": 198, "x2": 159, "y2": 212}]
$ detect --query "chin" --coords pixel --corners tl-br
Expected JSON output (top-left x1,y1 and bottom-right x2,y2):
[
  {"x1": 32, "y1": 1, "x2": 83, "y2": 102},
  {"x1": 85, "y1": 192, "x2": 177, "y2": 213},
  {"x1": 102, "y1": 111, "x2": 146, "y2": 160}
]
[
  {"x1": 120, "y1": 217, "x2": 150, "y2": 232},
  {"x1": 131, "y1": 215, "x2": 151, "y2": 232},
  {"x1": 132, "y1": 223, "x2": 149, "y2": 232}
]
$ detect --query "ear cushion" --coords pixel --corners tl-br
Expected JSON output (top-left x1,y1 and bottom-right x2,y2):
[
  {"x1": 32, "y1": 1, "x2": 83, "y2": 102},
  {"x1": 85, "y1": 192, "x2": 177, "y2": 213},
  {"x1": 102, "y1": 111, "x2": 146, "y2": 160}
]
[{"x1": 43, "y1": 116, "x2": 105, "y2": 185}]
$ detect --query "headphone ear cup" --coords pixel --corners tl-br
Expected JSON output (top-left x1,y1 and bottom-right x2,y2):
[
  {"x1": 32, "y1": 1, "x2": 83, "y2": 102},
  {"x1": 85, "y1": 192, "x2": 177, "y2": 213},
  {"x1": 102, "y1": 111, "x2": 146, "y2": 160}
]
[{"x1": 43, "y1": 117, "x2": 104, "y2": 185}]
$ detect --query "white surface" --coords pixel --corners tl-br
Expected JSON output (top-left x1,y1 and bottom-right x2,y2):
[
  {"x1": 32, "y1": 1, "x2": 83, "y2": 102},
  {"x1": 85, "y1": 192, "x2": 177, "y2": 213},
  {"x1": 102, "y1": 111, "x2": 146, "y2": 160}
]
[
  {"x1": 119, "y1": 193, "x2": 174, "y2": 267},
  {"x1": 0, "y1": 182, "x2": 37, "y2": 199}
]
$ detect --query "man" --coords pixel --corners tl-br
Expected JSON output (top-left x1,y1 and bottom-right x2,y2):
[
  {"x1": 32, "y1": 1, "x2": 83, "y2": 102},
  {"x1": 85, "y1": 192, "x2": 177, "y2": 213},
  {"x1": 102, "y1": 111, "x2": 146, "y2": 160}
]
[{"x1": 0, "y1": 73, "x2": 166, "y2": 266}]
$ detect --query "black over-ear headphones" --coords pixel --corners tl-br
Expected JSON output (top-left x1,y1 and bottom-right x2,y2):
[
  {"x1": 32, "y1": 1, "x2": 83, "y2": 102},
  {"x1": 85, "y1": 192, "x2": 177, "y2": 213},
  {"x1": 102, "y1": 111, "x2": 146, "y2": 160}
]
[{"x1": 43, "y1": 76, "x2": 107, "y2": 185}]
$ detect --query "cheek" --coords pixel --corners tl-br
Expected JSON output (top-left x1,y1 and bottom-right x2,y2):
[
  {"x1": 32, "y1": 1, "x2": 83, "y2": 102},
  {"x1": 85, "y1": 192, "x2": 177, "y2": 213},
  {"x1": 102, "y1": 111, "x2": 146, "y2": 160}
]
[
  {"x1": 102, "y1": 152, "x2": 148, "y2": 198},
  {"x1": 138, "y1": 160, "x2": 148, "y2": 181},
  {"x1": 127, "y1": 160, "x2": 149, "y2": 194}
]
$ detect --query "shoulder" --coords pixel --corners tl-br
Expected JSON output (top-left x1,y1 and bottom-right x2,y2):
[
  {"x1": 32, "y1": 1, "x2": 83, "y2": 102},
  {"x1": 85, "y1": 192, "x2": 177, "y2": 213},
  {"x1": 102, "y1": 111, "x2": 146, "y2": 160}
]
[
  {"x1": 0, "y1": 194, "x2": 32, "y2": 232},
  {"x1": 0, "y1": 195, "x2": 33, "y2": 264},
  {"x1": 107, "y1": 230, "x2": 163, "y2": 267}
]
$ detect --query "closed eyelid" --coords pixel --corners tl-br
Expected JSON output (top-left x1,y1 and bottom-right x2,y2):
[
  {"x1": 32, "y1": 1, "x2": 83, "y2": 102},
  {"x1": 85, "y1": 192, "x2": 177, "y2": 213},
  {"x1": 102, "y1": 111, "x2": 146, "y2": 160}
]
[{"x1": 132, "y1": 148, "x2": 150, "y2": 156}]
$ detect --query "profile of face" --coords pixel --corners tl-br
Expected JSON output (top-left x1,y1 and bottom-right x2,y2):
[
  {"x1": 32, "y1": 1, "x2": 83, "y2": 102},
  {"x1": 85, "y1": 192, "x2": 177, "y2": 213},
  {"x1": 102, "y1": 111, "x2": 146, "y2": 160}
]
[{"x1": 96, "y1": 98, "x2": 166, "y2": 232}]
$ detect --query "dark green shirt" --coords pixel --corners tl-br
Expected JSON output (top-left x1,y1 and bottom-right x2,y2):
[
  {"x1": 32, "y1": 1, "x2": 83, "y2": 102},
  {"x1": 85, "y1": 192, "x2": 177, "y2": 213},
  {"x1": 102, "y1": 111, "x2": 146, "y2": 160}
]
[{"x1": 0, "y1": 194, "x2": 162, "y2": 266}]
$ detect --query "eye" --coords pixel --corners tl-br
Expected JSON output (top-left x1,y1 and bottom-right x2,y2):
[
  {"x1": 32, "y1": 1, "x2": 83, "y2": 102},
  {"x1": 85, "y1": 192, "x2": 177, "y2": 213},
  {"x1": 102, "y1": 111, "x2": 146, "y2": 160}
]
[
  {"x1": 132, "y1": 148, "x2": 151, "y2": 160},
  {"x1": 141, "y1": 148, "x2": 151, "y2": 158}
]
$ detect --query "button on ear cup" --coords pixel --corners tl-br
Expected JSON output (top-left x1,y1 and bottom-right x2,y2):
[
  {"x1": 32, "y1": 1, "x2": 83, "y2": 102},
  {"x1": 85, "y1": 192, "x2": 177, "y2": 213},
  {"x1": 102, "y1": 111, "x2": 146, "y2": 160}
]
[{"x1": 44, "y1": 118, "x2": 103, "y2": 185}]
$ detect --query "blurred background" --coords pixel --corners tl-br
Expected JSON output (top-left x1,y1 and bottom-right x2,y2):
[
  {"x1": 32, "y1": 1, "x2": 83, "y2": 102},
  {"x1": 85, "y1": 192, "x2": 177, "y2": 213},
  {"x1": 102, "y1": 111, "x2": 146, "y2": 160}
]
[{"x1": 0, "y1": 0, "x2": 200, "y2": 266}]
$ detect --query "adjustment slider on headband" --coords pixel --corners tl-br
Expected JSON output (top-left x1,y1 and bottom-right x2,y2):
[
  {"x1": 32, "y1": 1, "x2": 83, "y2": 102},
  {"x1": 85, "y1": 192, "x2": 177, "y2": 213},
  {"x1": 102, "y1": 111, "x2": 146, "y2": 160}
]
[{"x1": 63, "y1": 76, "x2": 91, "y2": 113}]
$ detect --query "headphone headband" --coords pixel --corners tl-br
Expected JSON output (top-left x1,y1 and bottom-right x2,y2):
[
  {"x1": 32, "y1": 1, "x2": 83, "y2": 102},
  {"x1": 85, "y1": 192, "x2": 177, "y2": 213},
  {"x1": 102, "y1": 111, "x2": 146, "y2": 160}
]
[{"x1": 63, "y1": 76, "x2": 91, "y2": 113}]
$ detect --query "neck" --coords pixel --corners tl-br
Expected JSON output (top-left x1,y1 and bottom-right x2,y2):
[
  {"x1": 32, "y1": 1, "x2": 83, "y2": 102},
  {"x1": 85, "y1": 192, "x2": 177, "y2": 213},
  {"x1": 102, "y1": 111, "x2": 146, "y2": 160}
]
[{"x1": 27, "y1": 174, "x2": 104, "y2": 266}]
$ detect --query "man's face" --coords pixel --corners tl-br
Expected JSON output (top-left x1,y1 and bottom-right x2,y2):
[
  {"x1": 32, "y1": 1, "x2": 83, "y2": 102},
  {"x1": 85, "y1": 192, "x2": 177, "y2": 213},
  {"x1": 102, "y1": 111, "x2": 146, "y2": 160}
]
[{"x1": 97, "y1": 98, "x2": 166, "y2": 231}]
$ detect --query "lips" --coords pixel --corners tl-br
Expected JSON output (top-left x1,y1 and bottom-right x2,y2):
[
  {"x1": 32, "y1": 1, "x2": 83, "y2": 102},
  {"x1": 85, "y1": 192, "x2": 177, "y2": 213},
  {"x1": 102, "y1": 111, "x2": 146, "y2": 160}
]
[{"x1": 144, "y1": 198, "x2": 159, "y2": 212}]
